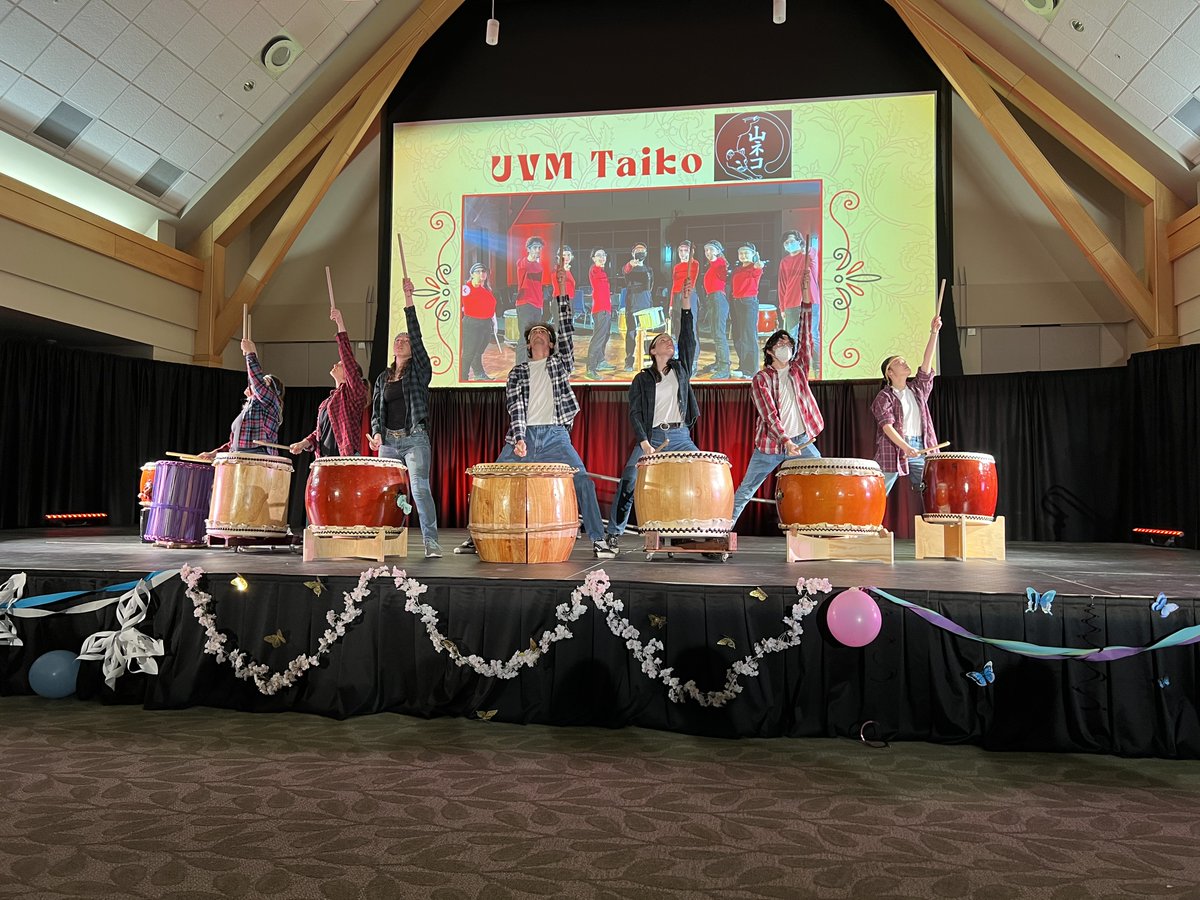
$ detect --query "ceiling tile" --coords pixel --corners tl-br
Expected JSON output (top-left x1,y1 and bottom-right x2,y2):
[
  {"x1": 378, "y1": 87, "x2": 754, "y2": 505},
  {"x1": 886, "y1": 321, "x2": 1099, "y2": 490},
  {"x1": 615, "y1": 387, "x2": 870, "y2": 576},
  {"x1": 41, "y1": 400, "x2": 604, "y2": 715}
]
[
  {"x1": 21, "y1": 0, "x2": 86, "y2": 31},
  {"x1": 101, "y1": 81, "x2": 157, "y2": 133},
  {"x1": 164, "y1": 74, "x2": 218, "y2": 120},
  {"x1": 336, "y1": 0, "x2": 372, "y2": 31},
  {"x1": 1129, "y1": 63, "x2": 1192, "y2": 115},
  {"x1": 285, "y1": 0, "x2": 330, "y2": 47},
  {"x1": 248, "y1": 78, "x2": 286, "y2": 122},
  {"x1": 1091, "y1": 30, "x2": 1148, "y2": 82},
  {"x1": 228, "y1": 5, "x2": 284, "y2": 58},
  {"x1": 62, "y1": 0, "x2": 129, "y2": 57},
  {"x1": 139, "y1": 50, "x2": 190, "y2": 102},
  {"x1": 218, "y1": 109, "x2": 259, "y2": 150},
  {"x1": 1135, "y1": 0, "x2": 1199, "y2": 31},
  {"x1": 163, "y1": 122, "x2": 211, "y2": 168},
  {"x1": 1044, "y1": 8, "x2": 1103, "y2": 54},
  {"x1": 101, "y1": 135, "x2": 156, "y2": 180},
  {"x1": 0, "y1": 76, "x2": 59, "y2": 129},
  {"x1": 200, "y1": 0, "x2": 249, "y2": 34},
  {"x1": 25, "y1": 36, "x2": 92, "y2": 95},
  {"x1": 222, "y1": 61, "x2": 266, "y2": 111},
  {"x1": 276, "y1": 49, "x2": 316, "y2": 92},
  {"x1": 103, "y1": 0, "x2": 150, "y2": 18},
  {"x1": 306, "y1": 19, "x2": 346, "y2": 64},
  {"x1": 1155, "y1": 115, "x2": 1200, "y2": 160},
  {"x1": 0, "y1": 8, "x2": 56, "y2": 70},
  {"x1": 1079, "y1": 56, "x2": 1127, "y2": 101},
  {"x1": 1179, "y1": 7, "x2": 1200, "y2": 48},
  {"x1": 190, "y1": 138, "x2": 231, "y2": 180},
  {"x1": 0, "y1": 61, "x2": 18, "y2": 96},
  {"x1": 0, "y1": 0, "x2": 12, "y2": 20},
  {"x1": 1117, "y1": 85, "x2": 1168, "y2": 130},
  {"x1": 137, "y1": 0, "x2": 194, "y2": 44},
  {"x1": 72, "y1": 118, "x2": 126, "y2": 167},
  {"x1": 64, "y1": 60, "x2": 127, "y2": 115},
  {"x1": 162, "y1": 170, "x2": 203, "y2": 210},
  {"x1": 165, "y1": 13, "x2": 222, "y2": 67},
  {"x1": 1153, "y1": 38, "x2": 1200, "y2": 93},
  {"x1": 1001, "y1": 0, "x2": 1049, "y2": 40},
  {"x1": 1084, "y1": 0, "x2": 1127, "y2": 26},
  {"x1": 100, "y1": 24, "x2": 160, "y2": 80},
  {"x1": 1041, "y1": 27, "x2": 1088, "y2": 69},
  {"x1": 193, "y1": 90, "x2": 240, "y2": 140},
  {"x1": 262, "y1": 0, "x2": 304, "y2": 24},
  {"x1": 133, "y1": 103, "x2": 185, "y2": 152},
  {"x1": 196, "y1": 38, "x2": 250, "y2": 88},
  {"x1": 1111, "y1": 4, "x2": 1172, "y2": 58}
]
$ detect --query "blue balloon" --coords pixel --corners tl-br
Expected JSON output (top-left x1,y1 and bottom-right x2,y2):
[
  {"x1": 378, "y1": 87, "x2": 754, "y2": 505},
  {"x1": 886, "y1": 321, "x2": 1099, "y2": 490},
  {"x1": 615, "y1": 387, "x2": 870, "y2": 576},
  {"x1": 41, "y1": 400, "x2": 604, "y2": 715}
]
[{"x1": 28, "y1": 650, "x2": 80, "y2": 699}]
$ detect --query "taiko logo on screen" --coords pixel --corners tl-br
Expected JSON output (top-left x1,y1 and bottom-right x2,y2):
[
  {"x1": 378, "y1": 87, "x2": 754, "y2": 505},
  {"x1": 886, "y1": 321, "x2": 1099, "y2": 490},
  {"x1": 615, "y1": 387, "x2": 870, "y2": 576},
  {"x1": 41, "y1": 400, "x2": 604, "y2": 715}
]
[{"x1": 714, "y1": 111, "x2": 793, "y2": 182}]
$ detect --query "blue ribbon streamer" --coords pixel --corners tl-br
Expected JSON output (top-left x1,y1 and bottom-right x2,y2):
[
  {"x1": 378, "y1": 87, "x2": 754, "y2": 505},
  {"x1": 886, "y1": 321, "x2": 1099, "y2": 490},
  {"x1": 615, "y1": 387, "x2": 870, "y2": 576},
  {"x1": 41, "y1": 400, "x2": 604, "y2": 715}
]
[
  {"x1": 870, "y1": 586, "x2": 1200, "y2": 662},
  {"x1": 12, "y1": 572, "x2": 171, "y2": 610}
]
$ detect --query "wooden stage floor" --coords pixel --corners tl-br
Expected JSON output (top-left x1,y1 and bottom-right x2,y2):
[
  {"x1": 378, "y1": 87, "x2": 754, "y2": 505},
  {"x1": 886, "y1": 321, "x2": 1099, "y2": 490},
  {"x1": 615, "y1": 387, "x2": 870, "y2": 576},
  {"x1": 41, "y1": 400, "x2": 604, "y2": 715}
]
[{"x1": 1, "y1": 528, "x2": 1194, "y2": 599}]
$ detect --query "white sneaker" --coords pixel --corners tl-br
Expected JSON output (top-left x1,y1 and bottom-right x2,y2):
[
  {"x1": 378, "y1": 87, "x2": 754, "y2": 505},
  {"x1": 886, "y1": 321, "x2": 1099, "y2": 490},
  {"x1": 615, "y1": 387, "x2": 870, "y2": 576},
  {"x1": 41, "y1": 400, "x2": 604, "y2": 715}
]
[
  {"x1": 593, "y1": 540, "x2": 618, "y2": 560},
  {"x1": 425, "y1": 545, "x2": 443, "y2": 559}
]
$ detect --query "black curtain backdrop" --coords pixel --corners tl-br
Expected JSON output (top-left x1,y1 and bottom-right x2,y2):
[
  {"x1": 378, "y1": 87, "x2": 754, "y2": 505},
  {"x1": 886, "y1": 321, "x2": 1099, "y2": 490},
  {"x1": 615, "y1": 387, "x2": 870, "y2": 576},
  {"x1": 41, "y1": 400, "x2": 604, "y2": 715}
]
[{"x1": 2, "y1": 337, "x2": 1193, "y2": 546}]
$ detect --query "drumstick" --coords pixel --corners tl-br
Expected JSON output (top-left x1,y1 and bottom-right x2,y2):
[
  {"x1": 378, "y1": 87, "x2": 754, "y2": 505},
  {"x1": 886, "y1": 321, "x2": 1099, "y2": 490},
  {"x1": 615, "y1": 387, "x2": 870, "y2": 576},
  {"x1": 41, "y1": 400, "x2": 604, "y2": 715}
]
[
  {"x1": 916, "y1": 440, "x2": 951, "y2": 457},
  {"x1": 247, "y1": 312, "x2": 252, "y2": 342},
  {"x1": 935, "y1": 278, "x2": 947, "y2": 316},
  {"x1": 242, "y1": 304, "x2": 248, "y2": 340},
  {"x1": 654, "y1": 438, "x2": 670, "y2": 452},
  {"x1": 165, "y1": 452, "x2": 213, "y2": 464},
  {"x1": 253, "y1": 440, "x2": 293, "y2": 451},
  {"x1": 589, "y1": 472, "x2": 622, "y2": 483},
  {"x1": 396, "y1": 233, "x2": 409, "y2": 280},
  {"x1": 325, "y1": 266, "x2": 336, "y2": 310}
]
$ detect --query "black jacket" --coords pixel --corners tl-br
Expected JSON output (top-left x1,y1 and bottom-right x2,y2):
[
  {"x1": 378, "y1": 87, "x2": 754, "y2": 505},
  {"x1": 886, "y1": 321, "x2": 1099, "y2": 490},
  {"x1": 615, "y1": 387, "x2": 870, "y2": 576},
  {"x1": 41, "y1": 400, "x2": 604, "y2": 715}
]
[{"x1": 627, "y1": 308, "x2": 699, "y2": 442}]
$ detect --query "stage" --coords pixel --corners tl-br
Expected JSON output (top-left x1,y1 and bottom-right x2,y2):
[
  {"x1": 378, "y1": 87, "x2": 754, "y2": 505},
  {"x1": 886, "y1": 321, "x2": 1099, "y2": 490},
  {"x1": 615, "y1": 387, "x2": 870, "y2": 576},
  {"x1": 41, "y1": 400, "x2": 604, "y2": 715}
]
[{"x1": 2, "y1": 528, "x2": 1198, "y2": 758}]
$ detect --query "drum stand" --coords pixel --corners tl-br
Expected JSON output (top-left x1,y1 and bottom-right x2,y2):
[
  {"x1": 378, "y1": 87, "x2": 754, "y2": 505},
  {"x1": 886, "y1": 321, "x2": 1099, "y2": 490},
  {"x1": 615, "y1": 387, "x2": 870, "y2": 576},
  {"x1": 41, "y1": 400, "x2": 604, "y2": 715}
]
[
  {"x1": 642, "y1": 531, "x2": 736, "y2": 562},
  {"x1": 785, "y1": 527, "x2": 895, "y2": 563},
  {"x1": 206, "y1": 532, "x2": 302, "y2": 553},
  {"x1": 914, "y1": 515, "x2": 1006, "y2": 561},
  {"x1": 302, "y1": 527, "x2": 409, "y2": 563}
]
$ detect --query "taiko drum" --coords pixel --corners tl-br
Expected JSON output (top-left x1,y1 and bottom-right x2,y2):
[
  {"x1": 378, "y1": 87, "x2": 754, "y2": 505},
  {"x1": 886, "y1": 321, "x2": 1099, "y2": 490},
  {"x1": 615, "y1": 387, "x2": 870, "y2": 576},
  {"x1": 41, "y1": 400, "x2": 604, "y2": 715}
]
[
  {"x1": 634, "y1": 451, "x2": 734, "y2": 535},
  {"x1": 775, "y1": 457, "x2": 887, "y2": 535},
  {"x1": 921, "y1": 452, "x2": 998, "y2": 524},
  {"x1": 207, "y1": 452, "x2": 293, "y2": 539},
  {"x1": 757, "y1": 304, "x2": 780, "y2": 335},
  {"x1": 304, "y1": 456, "x2": 409, "y2": 535},
  {"x1": 467, "y1": 463, "x2": 578, "y2": 563},
  {"x1": 144, "y1": 460, "x2": 215, "y2": 546},
  {"x1": 137, "y1": 462, "x2": 156, "y2": 508}
]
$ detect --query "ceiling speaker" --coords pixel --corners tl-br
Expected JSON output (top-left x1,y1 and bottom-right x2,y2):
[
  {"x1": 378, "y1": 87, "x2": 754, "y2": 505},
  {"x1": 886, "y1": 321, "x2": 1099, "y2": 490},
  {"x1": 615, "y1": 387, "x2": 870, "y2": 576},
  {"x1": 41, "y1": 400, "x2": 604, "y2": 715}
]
[
  {"x1": 1022, "y1": 0, "x2": 1062, "y2": 20},
  {"x1": 261, "y1": 36, "x2": 302, "y2": 76}
]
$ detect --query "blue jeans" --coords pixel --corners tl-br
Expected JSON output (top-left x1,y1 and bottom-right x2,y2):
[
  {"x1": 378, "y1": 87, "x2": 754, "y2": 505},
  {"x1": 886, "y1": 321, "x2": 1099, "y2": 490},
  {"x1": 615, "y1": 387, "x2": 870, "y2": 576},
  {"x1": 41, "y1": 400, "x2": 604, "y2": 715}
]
[
  {"x1": 708, "y1": 290, "x2": 730, "y2": 371},
  {"x1": 586, "y1": 309, "x2": 612, "y2": 371},
  {"x1": 730, "y1": 433, "x2": 821, "y2": 526},
  {"x1": 497, "y1": 424, "x2": 605, "y2": 542},
  {"x1": 784, "y1": 305, "x2": 822, "y2": 376},
  {"x1": 379, "y1": 428, "x2": 440, "y2": 550},
  {"x1": 731, "y1": 296, "x2": 760, "y2": 375},
  {"x1": 606, "y1": 425, "x2": 700, "y2": 536},
  {"x1": 883, "y1": 436, "x2": 926, "y2": 496}
]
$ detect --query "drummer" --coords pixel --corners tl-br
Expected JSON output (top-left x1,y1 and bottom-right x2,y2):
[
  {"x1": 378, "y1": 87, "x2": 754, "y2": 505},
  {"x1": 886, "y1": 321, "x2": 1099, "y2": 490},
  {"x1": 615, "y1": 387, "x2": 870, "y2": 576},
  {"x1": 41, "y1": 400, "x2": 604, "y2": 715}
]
[
  {"x1": 456, "y1": 270, "x2": 617, "y2": 560},
  {"x1": 872, "y1": 314, "x2": 942, "y2": 500},
  {"x1": 199, "y1": 337, "x2": 284, "y2": 459},
  {"x1": 604, "y1": 289, "x2": 700, "y2": 550},
  {"x1": 289, "y1": 302, "x2": 369, "y2": 458},
  {"x1": 368, "y1": 277, "x2": 442, "y2": 558},
  {"x1": 729, "y1": 301, "x2": 824, "y2": 528}
]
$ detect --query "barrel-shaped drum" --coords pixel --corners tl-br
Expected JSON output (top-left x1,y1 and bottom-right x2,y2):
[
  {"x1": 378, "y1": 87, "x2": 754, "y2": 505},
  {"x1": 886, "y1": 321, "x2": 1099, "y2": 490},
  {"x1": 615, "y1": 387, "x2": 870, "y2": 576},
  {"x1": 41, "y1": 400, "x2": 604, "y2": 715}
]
[
  {"x1": 467, "y1": 463, "x2": 578, "y2": 563},
  {"x1": 503, "y1": 308, "x2": 520, "y2": 343},
  {"x1": 635, "y1": 305, "x2": 667, "y2": 331},
  {"x1": 757, "y1": 303, "x2": 780, "y2": 334},
  {"x1": 634, "y1": 451, "x2": 734, "y2": 535},
  {"x1": 207, "y1": 452, "x2": 293, "y2": 539},
  {"x1": 137, "y1": 462, "x2": 156, "y2": 508},
  {"x1": 775, "y1": 457, "x2": 886, "y2": 535},
  {"x1": 145, "y1": 460, "x2": 215, "y2": 546},
  {"x1": 922, "y1": 452, "x2": 998, "y2": 524},
  {"x1": 305, "y1": 456, "x2": 409, "y2": 535}
]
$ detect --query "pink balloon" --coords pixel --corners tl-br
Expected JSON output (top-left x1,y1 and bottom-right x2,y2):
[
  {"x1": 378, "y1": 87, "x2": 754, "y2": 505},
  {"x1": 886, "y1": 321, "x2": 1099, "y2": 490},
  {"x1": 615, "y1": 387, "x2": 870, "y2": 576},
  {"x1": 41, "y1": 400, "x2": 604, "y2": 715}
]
[{"x1": 826, "y1": 588, "x2": 882, "y2": 647}]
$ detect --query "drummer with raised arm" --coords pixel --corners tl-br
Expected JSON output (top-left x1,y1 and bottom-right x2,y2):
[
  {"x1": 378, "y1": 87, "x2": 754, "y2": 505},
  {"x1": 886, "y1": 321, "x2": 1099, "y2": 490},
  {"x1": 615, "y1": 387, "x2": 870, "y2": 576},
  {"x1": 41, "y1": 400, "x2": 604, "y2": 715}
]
[
  {"x1": 289, "y1": 303, "x2": 369, "y2": 458},
  {"x1": 605, "y1": 288, "x2": 701, "y2": 550},
  {"x1": 200, "y1": 337, "x2": 285, "y2": 458}
]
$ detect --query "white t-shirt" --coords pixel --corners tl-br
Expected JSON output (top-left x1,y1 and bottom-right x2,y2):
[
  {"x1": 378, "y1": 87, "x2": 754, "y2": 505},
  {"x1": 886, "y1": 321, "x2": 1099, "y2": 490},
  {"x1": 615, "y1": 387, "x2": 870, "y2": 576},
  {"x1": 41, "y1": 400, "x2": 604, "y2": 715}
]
[
  {"x1": 526, "y1": 359, "x2": 554, "y2": 426},
  {"x1": 653, "y1": 368, "x2": 682, "y2": 426},
  {"x1": 777, "y1": 369, "x2": 802, "y2": 438},
  {"x1": 892, "y1": 386, "x2": 921, "y2": 437}
]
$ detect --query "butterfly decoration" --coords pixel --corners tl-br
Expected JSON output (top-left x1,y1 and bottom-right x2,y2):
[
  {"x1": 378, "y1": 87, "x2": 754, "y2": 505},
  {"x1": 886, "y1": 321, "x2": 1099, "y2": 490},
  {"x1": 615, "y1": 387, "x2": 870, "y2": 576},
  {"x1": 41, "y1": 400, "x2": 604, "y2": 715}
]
[
  {"x1": 749, "y1": 587, "x2": 768, "y2": 603},
  {"x1": 441, "y1": 638, "x2": 458, "y2": 653},
  {"x1": 230, "y1": 574, "x2": 249, "y2": 592},
  {"x1": 303, "y1": 580, "x2": 324, "y2": 597},
  {"x1": 1025, "y1": 588, "x2": 1055, "y2": 615},
  {"x1": 262, "y1": 629, "x2": 286, "y2": 648},
  {"x1": 1150, "y1": 593, "x2": 1179, "y2": 619},
  {"x1": 965, "y1": 661, "x2": 995, "y2": 687},
  {"x1": 475, "y1": 709, "x2": 498, "y2": 721},
  {"x1": 1158, "y1": 676, "x2": 1171, "y2": 689},
  {"x1": 648, "y1": 614, "x2": 667, "y2": 630},
  {"x1": 529, "y1": 638, "x2": 539, "y2": 652},
  {"x1": 717, "y1": 636, "x2": 736, "y2": 649}
]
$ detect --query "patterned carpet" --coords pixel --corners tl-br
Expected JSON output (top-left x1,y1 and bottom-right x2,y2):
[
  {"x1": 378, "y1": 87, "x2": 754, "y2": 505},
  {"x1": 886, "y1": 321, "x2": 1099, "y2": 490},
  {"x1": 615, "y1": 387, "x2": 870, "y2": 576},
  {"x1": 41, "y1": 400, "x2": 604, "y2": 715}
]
[{"x1": 1, "y1": 698, "x2": 1199, "y2": 899}]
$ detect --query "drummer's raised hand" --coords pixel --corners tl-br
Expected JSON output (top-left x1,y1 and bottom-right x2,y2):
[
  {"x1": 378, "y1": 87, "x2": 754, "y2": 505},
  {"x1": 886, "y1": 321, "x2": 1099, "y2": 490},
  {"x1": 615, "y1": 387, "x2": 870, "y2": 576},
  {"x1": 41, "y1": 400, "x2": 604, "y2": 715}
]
[
  {"x1": 930, "y1": 314, "x2": 943, "y2": 333},
  {"x1": 240, "y1": 338, "x2": 256, "y2": 356},
  {"x1": 330, "y1": 307, "x2": 345, "y2": 333},
  {"x1": 402, "y1": 277, "x2": 415, "y2": 307},
  {"x1": 514, "y1": 439, "x2": 528, "y2": 458},
  {"x1": 369, "y1": 433, "x2": 383, "y2": 452}
]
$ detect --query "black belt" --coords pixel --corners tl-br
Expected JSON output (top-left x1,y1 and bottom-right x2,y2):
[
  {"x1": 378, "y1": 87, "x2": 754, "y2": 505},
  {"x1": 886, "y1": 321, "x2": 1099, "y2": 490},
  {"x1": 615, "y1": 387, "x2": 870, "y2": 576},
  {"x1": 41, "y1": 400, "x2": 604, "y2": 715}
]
[
  {"x1": 654, "y1": 422, "x2": 682, "y2": 430},
  {"x1": 385, "y1": 424, "x2": 426, "y2": 438}
]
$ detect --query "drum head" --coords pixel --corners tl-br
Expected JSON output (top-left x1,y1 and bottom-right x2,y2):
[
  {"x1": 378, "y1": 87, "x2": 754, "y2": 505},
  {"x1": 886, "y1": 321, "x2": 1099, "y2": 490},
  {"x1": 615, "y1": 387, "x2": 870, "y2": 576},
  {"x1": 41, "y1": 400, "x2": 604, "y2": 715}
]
[
  {"x1": 927, "y1": 452, "x2": 995, "y2": 464},
  {"x1": 214, "y1": 452, "x2": 293, "y2": 471},
  {"x1": 778, "y1": 457, "x2": 882, "y2": 476},
  {"x1": 637, "y1": 451, "x2": 730, "y2": 467},
  {"x1": 468, "y1": 462, "x2": 576, "y2": 476},
  {"x1": 311, "y1": 455, "x2": 408, "y2": 471}
]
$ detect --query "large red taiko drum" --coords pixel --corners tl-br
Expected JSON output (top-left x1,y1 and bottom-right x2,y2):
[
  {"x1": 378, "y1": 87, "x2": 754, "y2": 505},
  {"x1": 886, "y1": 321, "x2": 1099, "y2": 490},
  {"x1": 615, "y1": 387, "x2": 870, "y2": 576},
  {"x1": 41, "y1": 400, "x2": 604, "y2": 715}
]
[
  {"x1": 304, "y1": 456, "x2": 409, "y2": 535},
  {"x1": 921, "y1": 452, "x2": 998, "y2": 524},
  {"x1": 775, "y1": 457, "x2": 887, "y2": 535}
]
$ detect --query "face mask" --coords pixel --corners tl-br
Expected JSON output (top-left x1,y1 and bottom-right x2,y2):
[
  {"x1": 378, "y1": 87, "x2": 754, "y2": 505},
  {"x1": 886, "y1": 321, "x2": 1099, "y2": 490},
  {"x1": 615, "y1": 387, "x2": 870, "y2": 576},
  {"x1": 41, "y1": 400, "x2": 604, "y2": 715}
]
[
  {"x1": 773, "y1": 345, "x2": 793, "y2": 363},
  {"x1": 633, "y1": 251, "x2": 646, "y2": 261},
  {"x1": 784, "y1": 239, "x2": 801, "y2": 252}
]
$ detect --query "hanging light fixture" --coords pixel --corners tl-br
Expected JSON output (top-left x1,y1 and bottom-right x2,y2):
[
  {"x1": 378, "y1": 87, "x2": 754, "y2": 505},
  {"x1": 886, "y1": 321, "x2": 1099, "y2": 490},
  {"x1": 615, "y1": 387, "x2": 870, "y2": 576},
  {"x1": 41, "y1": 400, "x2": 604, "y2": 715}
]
[
  {"x1": 773, "y1": 0, "x2": 786, "y2": 24},
  {"x1": 486, "y1": 0, "x2": 500, "y2": 45}
]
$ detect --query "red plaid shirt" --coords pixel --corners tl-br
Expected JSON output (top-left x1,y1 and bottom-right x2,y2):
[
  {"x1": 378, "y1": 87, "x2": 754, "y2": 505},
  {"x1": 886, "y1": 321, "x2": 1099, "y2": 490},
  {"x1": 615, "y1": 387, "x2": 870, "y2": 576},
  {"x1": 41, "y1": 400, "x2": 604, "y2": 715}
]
[
  {"x1": 305, "y1": 331, "x2": 368, "y2": 457},
  {"x1": 751, "y1": 303, "x2": 824, "y2": 453},
  {"x1": 871, "y1": 367, "x2": 937, "y2": 475}
]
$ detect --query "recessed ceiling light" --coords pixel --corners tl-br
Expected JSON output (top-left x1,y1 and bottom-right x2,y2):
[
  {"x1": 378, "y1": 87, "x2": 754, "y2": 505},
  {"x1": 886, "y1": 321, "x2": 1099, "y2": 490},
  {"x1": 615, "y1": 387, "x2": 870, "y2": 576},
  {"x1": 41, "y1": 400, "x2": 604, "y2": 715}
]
[
  {"x1": 1071, "y1": 19, "x2": 1084, "y2": 31},
  {"x1": 243, "y1": 81, "x2": 255, "y2": 92}
]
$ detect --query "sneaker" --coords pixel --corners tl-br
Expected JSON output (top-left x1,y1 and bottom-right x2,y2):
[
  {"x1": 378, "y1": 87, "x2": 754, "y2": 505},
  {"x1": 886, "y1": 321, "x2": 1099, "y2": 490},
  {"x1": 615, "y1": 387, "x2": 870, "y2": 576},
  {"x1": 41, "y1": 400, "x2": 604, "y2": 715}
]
[
  {"x1": 596, "y1": 362, "x2": 616, "y2": 372},
  {"x1": 453, "y1": 538, "x2": 476, "y2": 554},
  {"x1": 425, "y1": 544, "x2": 443, "y2": 559},
  {"x1": 593, "y1": 540, "x2": 618, "y2": 560},
  {"x1": 585, "y1": 368, "x2": 600, "y2": 379},
  {"x1": 709, "y1": 369, "x2": 731, "y2": 379}
]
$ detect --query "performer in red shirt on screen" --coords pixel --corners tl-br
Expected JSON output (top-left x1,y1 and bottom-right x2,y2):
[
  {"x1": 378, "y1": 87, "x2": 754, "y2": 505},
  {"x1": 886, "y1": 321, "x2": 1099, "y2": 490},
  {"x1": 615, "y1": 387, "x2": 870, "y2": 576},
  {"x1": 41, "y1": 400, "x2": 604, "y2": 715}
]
[
  {"x1": 701, "y1": 240, "x2": 731, "y2": 379},
  {"x1": 515, "y1": 235, "x2": 545, "y2": 363},
  {"x1": 730, "y1": 242, "x2": 765, "y2": 379},
  {"x1": 461, "y1": 262, "x2": 498, "y2": 381},
  {"x1": 776, "y1": 230, "x2": 821, "y2": 378},
  {"x1": 669, "y1": 240, "x2": 700, "y2": 345},
  {"x1": 586, "y1": 248, "x2": 614, "y2": 379}
]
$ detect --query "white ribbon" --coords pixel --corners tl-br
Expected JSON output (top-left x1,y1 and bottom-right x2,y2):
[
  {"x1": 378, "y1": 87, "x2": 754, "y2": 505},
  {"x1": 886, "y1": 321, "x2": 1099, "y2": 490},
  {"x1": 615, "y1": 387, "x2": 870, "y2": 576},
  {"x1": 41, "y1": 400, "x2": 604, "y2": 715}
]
[
  {"x1": 77, "y1": 570, "x2": 177, "y2": 689},
  {"x1": 0, "y1": 573, "x2": 28, "y2": 647}
]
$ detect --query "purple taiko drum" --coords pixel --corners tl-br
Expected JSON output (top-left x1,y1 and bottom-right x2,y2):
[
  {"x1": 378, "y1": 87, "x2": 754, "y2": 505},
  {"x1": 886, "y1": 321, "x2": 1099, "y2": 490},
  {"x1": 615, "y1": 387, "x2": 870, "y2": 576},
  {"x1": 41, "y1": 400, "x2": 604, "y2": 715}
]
[{"x1": 145, "y1": 460, "x2": 215, "y2": 546}]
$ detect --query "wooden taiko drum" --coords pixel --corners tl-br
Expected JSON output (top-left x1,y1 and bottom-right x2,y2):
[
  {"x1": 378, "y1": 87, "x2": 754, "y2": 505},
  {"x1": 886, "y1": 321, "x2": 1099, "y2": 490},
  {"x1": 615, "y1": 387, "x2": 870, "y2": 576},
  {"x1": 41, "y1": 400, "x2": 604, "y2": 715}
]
[
  {"x1": 145, "y1": 460, "x2": 215, "y2": 546},
  {"x1": 207, "y1": 452, "x2": 293, "y2": 539},
  {"x1": 634, "y1": 451, "x2": 734, "y2": 535},
  {"x1": 921, "y1": 452, "x2": 998, "y2": 524},
  {"x1": 305, "y1": 456, "x2": 409, "y2": 536},
  {"x1": 467, "y1": 463, "x2": 578, "y2": 563},
  {"x1": 137, "y1": 462, "x2": 156, "y2": 508},
  {"x1": 504, "y1": 308, "x2": 520, "y2": 343},
  {"x1": 757, "y1": 303, "x2": 780, "y2": 334},
  {"x1": 775, "y1": 457, "x2": 886, "y2": 535}
]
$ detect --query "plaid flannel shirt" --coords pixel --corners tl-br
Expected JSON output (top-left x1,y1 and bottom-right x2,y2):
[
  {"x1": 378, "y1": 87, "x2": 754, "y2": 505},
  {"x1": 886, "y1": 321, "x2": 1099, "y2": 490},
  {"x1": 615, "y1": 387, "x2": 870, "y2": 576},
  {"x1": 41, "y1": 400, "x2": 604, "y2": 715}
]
[
  {"x1": 871, "y1": 367, "x2": 937, "y2": 475},
  {"x1": 505, "y1": 292, "x2": 579, "y2": 445},
  {"x1": 371, "y1": 306, "x2": 431, "y2": 435},
  {"x1": 751, "y1": 303, "x2": 824, "y2": 453},
  {"x1": 306, "y1": 331, "x2": 368, "y2": 457},
  {"x1": 218, "y1": 352, "x2": 282, "y2": 454}
]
